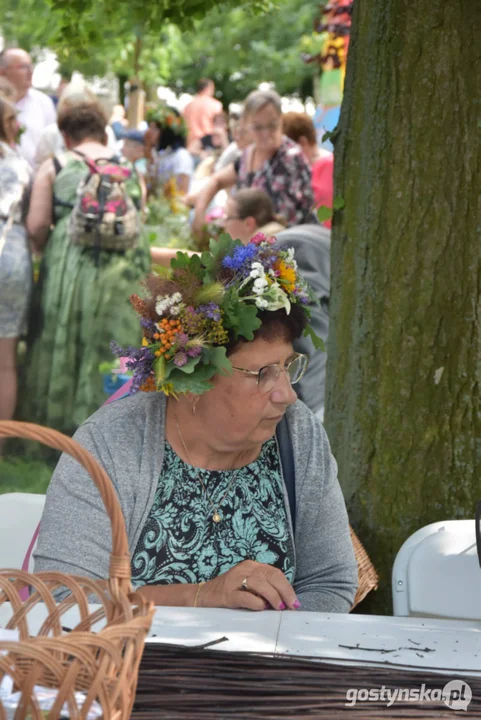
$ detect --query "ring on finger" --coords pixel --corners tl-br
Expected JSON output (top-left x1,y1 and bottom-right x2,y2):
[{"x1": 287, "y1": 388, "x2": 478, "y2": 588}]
[{"x1": 241, "y1": 577, "x2": 249, "y2": 591}]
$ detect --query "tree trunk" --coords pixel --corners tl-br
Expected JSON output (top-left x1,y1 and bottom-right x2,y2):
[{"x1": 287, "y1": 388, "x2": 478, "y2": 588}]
[
  {"x1": 127, "y1": 34, "x2": 145, "y2": 128},
  {"x1": 133, "y1": 34, "x2": 143, "y2": 78},
  {"x1": 117, "y1": 74, "x2": 128, "y2": 107},
  {"x1": 325, "y1": 0, "x2": 481, "y2": 614}
]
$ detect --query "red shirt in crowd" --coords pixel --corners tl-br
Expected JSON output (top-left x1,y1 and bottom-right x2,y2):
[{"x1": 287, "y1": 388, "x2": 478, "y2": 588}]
[{"x1": 311, "y1": 150, "x2": 334, "y2": 228}]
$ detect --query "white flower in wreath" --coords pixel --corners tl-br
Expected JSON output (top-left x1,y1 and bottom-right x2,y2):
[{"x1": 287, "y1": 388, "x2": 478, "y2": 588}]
[
  {"x1": 155, "y1": 291, "x2": 183, "y2": 316},
  {"x1": 155, "y1": 296, "x2": 170, "y2": 315},
  {"x1": 263, "y1": 283, "x2": 291, "y2": 314},
  {"x1": 255, "y1": 297, "x2": 269, "y2": 309},
  {"x1": 284, "y1": 248, "x2": 298, "y2": 270},
  {"x1": 249, "y1": 262, "x2": 265, "y2": 279},
  {"x1": 253, "y1": 276, "x2": 268, "y2": 295}
]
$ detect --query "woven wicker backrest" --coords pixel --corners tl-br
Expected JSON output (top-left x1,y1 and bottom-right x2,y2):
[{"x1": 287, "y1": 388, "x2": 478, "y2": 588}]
[{"x1": 350, "y1": 525, "x2": 378, "y2": 608}]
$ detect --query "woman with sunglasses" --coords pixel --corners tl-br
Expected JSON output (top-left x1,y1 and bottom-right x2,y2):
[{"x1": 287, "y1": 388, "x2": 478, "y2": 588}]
[
  {"x1": 192, "y1": 89, "x2": 314, "y2": 238},
  {"x1": 35, "y1": 238, "x2": 357, "y2": 613}
]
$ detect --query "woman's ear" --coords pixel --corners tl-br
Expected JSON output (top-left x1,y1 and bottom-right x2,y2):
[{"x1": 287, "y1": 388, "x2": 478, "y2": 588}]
[
  {"x1": 245, "y1": 216, "x2": 258, "y2": 234},
  {"x1": 297, "y1": 135, "x2": 310, "y2": 153},
  {"x1": 61, "y1": 132, "x2": 74, "y2": 150}
]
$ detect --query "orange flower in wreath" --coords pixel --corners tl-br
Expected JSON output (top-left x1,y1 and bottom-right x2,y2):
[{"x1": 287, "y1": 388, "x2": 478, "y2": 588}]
[{"x1": 274, "y1": 260, "x2": 297, "y2": 293}]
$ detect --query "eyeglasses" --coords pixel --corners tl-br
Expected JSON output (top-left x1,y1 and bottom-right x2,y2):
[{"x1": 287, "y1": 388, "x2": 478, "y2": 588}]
[
  {"x1": 223, "y1": 215, "x2": 241, "y2": 222},
  {"x1": 232, "y1": 353, "x2": 308, "y2": 393},
  {"x1": 12, "y1": 63, "x2": 33, "y2": 72},
  {"x1": 249, "y1": 121, "x2": 280, "y2": 133}
]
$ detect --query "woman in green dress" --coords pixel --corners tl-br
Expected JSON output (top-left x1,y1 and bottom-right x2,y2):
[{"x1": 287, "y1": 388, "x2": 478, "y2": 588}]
[{"x1": 22, "y1": 99, "x2": 151, "y2": 435}]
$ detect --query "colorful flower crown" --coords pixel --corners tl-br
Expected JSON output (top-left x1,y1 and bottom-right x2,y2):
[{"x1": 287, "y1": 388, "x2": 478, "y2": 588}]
[
  {"x1": 112, "y1": 233, "x2": 322, "y2": 397},
  {"x1": 145, "y1": 103, "x2": 187, "y2": 137}
]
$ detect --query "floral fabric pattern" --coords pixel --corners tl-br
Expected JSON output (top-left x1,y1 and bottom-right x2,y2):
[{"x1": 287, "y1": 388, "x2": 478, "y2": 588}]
[
  {"x1": 0, "y1": 142, "x2": 31, "y2": 222},
  {"x1": 131, "y1": 438, "x2": 294, "y2": 586},
  {"x1": 0, "y1": 142, "x2": 32, "y2": 338},
  {"x1": 236, "y1": 136, "x2": 313, "y2": 227}
]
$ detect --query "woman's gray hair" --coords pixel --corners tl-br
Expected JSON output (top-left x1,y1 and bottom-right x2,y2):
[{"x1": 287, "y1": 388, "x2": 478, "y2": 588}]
[{"x1": 243, "y1": 89, "x2": 282, "y2": 118}]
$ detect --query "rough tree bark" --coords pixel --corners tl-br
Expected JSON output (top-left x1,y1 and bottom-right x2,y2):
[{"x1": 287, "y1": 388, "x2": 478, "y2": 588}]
[{"x1": 325, "y1": 0, "x2": 481, "y2": 613}]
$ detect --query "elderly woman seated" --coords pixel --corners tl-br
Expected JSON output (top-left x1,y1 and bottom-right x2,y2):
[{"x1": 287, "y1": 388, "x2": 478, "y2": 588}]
[{"x1": 35, "y1": 238, "x2": 357, "y2": 612}]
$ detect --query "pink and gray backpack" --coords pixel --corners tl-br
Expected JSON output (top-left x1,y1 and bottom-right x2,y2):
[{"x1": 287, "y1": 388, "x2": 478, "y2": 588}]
[{"x1": 68, "y1": 155, "x2": 140, "y2": 252}]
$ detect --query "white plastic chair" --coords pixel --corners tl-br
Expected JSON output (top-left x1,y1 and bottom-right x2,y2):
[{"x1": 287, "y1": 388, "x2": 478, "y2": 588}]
[
  {"x1": 0, "y1": 493, "x2": 45, "y2": 571},
  {"x1": 392, "y1": 519, "x2": 481, "y2": 620}
]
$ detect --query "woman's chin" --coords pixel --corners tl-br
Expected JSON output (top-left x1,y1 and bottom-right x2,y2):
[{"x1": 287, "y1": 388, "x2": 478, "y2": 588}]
[{"x1": 255, "y1": 416, "x2": 284, "y2": 440}]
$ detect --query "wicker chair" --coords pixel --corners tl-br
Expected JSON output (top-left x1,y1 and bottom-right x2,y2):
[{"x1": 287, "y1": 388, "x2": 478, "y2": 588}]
[{"x1": 349, "y1": 526, "x2": 378, "y2": 609}]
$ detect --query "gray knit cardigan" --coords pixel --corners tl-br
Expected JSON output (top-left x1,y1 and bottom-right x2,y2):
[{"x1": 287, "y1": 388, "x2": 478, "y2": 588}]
[{"x1": 34, "y1": 393, "x2": 358, "y2": 612}]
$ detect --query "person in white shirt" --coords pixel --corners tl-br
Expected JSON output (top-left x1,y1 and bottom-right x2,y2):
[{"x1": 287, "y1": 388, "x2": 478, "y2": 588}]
[{"x1": 0, "y1": 48, "x2": 56, "y2": 167}]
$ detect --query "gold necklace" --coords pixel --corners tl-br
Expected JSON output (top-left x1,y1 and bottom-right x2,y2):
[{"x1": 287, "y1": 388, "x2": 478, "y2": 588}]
[{"x1": 175, "y1": 420, "x2": 244, "y2": 524}]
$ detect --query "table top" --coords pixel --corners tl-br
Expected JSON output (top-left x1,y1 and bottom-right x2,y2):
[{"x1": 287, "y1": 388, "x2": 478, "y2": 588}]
[
  {"x1": 146, "y1": 607, "x2": 481, "y2": 677},
  {"x1": 1, "y1": 602, "x2": 480, "y2": 677}
]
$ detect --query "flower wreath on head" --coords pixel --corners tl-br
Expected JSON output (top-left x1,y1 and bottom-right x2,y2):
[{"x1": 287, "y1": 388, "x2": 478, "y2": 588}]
[
  {"x1": 112, "y1": 233, "x2": 323, "y2": 397},
  {"x1": 145, "y1": 102, "x2": 187, "y2": 138}
]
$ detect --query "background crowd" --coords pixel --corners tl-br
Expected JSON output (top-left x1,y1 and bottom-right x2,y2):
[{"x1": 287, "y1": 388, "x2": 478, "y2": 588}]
[{"x1": 0, "y1": 46, "x2": 334, "y2": 449}]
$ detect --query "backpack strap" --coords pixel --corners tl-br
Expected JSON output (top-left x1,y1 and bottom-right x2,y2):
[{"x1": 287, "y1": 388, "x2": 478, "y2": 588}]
[
  {"x1": 52, "y1": 155, "x2": 62, "y2": 176},
  {"x1": 52, "y1": 155, "x2": 74, "y2": 220},
  {"x1": 276, "y1": 415, "x2": 296, "y2": 535}
]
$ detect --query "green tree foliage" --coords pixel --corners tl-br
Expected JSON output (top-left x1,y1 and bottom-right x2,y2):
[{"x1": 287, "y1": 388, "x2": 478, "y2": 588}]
[
  {"x1": 47, "y1": 0, "x2": 272, "y2": 54},
  {"x1": 165, "y1": 0, "x2": 323, "y2": 105},
  {"x1": 0, "y1": 0, "x2": 178, "y2": 85},
  {"x1": 0, "y1": 0, "x2": 57, "y2": 50},
  {"x1": 0, "y1": 0, "x2": 323, "y2": 101},
  {"x1": 0, "y1": 0, "x2": 128, "y2": 78}
]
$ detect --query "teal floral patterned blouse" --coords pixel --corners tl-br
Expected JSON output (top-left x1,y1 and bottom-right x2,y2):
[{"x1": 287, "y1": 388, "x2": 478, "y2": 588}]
[{"x1": 131, "y1": 438, "x2": 294, "y2": 586}]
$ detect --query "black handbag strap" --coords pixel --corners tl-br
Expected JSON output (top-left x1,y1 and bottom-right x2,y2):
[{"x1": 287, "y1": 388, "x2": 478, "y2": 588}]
[{"x1": 276, "y1": 415, "x2": 296, "y2": 535}]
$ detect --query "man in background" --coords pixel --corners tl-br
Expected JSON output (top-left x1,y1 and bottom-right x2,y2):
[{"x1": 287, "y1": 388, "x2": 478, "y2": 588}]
[
  {"x1": 0, "y1": 48, "x2": 56, "y2": 167},
  {"x1": 183, "y1": 78, "x2": 223, "y2": 154}
]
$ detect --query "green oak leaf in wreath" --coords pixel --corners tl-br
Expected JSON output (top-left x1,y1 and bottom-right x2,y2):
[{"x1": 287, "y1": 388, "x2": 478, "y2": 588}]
[
  {"x1": 303, "y1": 324, "x2": 325, "y2": 351},
  {"x1": 222, "y1": 289, "x2": 261, "y2": 341},
  {"x1": 166, "y1": 363, "x2": 218, "y2": 394},
  {"x1": 201, "y1": 346, "x2": 232, "y2": 376}
]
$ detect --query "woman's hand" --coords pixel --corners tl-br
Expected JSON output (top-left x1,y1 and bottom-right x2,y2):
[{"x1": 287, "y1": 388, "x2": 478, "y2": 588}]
[
  {"x1": 182, "y1": 191, "x2": 198, "y2": 208},
  {"x1": 199, "y1": 560, "x2": 299, "y2": 611},
  {"x1": 192, "y1": 164, "x2": 237, "y2": 239},
  {"x1": 191, "y1": 211, "x2": 206, "y2": 239}
]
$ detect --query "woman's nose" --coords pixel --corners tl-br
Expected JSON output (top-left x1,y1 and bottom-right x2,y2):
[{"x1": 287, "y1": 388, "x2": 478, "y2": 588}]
[{"x1": 270, "y1": 371, "x2": 298, "y2": 406}]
